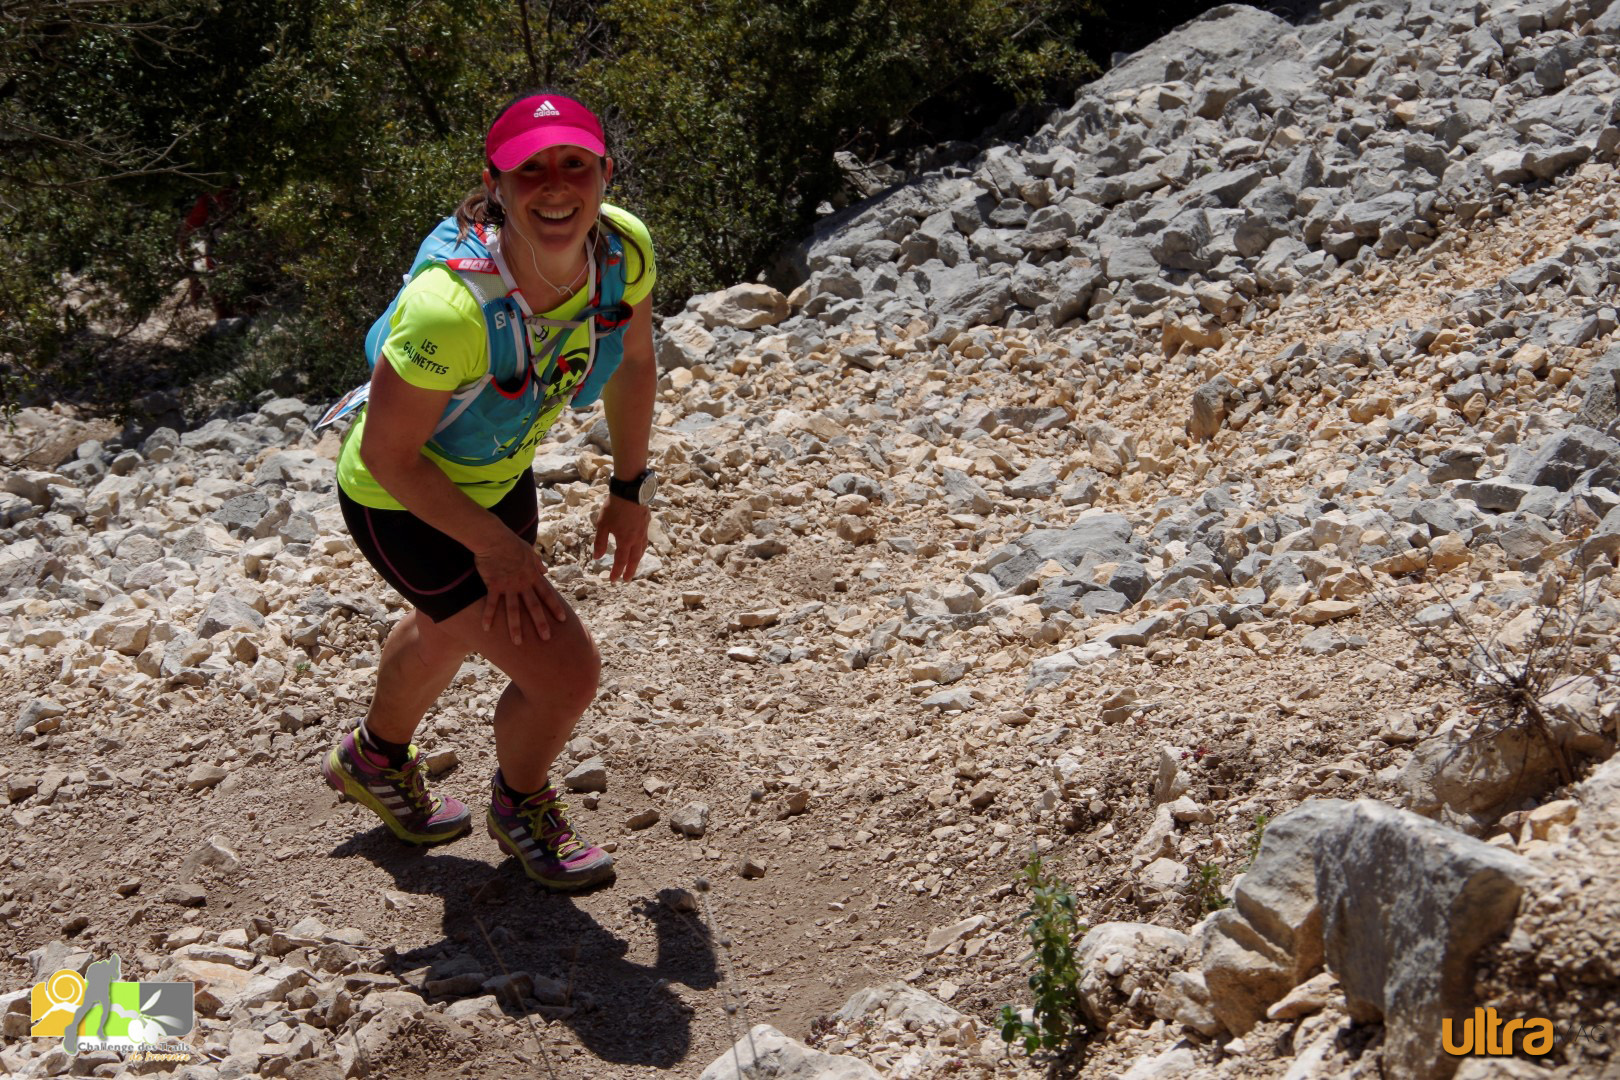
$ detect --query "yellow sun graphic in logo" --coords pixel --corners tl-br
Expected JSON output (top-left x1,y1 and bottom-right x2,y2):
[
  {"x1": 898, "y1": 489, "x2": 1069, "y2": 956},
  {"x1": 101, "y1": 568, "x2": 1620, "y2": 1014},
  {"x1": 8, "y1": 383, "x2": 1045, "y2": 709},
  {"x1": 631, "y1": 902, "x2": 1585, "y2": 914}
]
[{"x1": 30, "y1": 969, "x2": 84, "y2": 1036}]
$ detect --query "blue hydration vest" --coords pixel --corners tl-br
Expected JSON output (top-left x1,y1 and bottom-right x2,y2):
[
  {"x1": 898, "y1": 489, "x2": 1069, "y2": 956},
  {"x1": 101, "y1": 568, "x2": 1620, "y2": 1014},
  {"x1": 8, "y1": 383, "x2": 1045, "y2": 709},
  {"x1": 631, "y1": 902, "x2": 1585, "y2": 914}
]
[{"x1": 316, "y1": 216, "x2": 632, "y2": 467}]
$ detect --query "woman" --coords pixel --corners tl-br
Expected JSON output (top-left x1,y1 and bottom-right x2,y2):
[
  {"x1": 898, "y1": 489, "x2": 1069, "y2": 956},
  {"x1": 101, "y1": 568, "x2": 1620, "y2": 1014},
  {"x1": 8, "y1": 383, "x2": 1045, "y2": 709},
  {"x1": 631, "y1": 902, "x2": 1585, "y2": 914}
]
[{"x1": 322, "y1": 91, "x2": 658, "y2": 891}]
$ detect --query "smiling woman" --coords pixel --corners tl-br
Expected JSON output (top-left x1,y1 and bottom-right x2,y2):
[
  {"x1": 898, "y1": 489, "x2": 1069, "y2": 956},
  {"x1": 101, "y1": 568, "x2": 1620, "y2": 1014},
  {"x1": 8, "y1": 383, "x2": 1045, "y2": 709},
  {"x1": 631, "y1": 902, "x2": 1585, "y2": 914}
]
[
  {"x1": 320, "y1": 90, "x2": 661, "y2": 894},
  {"x1": 460, "y1": 93, "x2": 649, "y2": 311}
]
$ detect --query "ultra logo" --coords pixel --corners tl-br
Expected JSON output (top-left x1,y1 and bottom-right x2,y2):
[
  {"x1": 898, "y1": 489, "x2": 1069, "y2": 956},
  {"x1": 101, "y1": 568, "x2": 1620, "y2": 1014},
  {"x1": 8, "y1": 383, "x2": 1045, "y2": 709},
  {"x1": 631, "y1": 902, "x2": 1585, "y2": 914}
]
[{"x1": 1442, "y1": 1007, "x2": 1554, "y2": 1057}]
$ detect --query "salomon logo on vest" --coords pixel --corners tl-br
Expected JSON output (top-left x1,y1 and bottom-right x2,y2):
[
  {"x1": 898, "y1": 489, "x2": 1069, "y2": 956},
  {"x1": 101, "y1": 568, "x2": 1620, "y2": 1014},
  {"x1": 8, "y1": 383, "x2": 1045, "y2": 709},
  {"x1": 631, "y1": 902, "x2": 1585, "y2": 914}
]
[{"x1": 533, "y1": 100, "x2": 561, "y2": 118}]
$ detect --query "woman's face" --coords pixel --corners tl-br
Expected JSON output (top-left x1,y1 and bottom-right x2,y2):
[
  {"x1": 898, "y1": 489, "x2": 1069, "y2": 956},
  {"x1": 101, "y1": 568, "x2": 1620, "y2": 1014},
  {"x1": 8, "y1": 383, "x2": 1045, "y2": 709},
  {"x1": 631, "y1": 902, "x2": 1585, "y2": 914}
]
[{"x1": 487, "y1": 145, "x2": 612, "y2": 257}]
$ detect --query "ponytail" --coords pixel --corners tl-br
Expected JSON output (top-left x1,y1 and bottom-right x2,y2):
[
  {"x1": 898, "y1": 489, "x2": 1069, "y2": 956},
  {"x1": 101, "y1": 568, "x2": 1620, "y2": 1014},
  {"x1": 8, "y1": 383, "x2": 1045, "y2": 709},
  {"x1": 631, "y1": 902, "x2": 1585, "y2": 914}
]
[{"x1": 455, "y1": 169, "x2": 504, "y2": 243}]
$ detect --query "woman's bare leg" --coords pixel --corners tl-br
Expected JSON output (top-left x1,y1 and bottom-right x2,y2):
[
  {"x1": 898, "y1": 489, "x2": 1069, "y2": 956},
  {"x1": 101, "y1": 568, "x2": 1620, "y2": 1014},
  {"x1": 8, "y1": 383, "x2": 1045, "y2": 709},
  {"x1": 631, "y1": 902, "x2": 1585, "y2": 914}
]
[
  {"x1": 363, "y1": 610, "x2": 467, "y2": 744},
  {"x1": 434, "y1": 593, "x2": 600, "y2": 791}
]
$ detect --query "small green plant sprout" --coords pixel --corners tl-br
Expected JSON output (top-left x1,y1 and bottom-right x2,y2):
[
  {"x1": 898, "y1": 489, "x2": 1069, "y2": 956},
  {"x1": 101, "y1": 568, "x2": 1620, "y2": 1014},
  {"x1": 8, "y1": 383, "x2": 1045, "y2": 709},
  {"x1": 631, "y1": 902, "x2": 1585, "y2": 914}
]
[
  {"x1": 1190, "y1": 862, "x2": 1228, "y2": 913},
  {"x1": 1244, "y1": 813, "x2": 1270, "y2": 869},
  {"x1": 998, "y1": 853, "x2": 1087, "y2": 1058}
]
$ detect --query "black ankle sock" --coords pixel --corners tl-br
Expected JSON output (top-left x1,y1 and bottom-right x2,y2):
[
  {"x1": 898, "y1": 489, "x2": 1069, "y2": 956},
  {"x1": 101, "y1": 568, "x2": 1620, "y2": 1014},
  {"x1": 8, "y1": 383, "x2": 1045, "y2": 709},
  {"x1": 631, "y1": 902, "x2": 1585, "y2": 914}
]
[
  {"x1": 498, "y1": 773, "x2": 541, "y2": 803},
  {"x1": 359, "y1": 724, "x2": 411, "y2": 768}
]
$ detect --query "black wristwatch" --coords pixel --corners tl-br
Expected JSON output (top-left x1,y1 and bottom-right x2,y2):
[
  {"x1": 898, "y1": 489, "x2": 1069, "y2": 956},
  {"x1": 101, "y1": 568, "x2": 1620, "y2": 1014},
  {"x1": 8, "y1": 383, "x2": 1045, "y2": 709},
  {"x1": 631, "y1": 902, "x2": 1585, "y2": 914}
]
[{"x1": 608, "y1": 468, "x2": 658, "y2": 505}]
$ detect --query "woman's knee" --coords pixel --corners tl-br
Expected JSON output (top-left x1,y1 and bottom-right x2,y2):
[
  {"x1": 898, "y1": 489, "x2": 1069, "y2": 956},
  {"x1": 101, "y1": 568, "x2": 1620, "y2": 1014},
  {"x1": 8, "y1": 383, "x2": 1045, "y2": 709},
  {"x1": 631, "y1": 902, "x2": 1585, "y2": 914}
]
[
  {"x1": 496, "y1": 623, "x2": 599, "y2": 714},
  {"x1": 548, "y1": 632, "x2": 601, "y2": 713}
]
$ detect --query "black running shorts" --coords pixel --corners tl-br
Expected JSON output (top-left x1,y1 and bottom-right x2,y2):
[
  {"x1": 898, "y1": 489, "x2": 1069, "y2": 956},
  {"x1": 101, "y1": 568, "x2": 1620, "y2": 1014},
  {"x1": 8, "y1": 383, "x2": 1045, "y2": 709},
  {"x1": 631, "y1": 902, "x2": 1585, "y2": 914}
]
[{"x1": 337, "y1": 474, "x2": 539, "y2": 623}]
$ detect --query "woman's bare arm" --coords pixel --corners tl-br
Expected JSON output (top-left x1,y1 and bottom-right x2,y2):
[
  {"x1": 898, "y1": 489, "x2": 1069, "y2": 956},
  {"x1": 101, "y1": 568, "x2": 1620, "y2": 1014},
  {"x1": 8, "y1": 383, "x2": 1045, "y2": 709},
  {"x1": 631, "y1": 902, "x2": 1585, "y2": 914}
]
[
  {"x1": 359, "y1": 360, "x2": 566, "y2": 641},
  {"x1": 593, "y1": 296, "x2": 657, "y2": 581}
]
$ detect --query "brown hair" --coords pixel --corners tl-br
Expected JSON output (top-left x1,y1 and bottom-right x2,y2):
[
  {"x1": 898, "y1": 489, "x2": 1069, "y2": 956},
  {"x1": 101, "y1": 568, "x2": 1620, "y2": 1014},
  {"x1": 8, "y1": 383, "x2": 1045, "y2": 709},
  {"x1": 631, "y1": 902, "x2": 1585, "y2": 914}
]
[{"x1": 453, "y1": 181, "x2": 504, "y2": 241}]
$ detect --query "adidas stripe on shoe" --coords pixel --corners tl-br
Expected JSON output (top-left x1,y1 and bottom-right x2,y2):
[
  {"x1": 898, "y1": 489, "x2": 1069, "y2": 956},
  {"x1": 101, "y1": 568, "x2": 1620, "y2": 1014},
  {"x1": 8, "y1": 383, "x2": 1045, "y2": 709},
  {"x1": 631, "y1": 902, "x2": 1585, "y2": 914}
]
[
  {"x1": 322, "y1": 727, "x2": 470, "y2": 845},
  {"x1": 487, "y1": 773, "x2": 615, "y2": 890}
]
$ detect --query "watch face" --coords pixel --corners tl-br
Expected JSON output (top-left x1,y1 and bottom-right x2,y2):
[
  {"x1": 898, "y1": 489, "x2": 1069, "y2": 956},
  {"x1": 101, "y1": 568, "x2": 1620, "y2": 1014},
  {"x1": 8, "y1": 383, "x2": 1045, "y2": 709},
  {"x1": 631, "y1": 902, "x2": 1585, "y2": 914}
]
[{"x1": 638, "y1": 471, "x2": 658, "y2": 504}]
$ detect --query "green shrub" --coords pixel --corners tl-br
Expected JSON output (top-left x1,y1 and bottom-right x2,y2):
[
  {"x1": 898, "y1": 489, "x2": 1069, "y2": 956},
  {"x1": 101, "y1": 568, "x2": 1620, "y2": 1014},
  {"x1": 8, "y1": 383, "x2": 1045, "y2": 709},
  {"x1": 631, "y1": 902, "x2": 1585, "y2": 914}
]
[
  {"x1": 1245, "y1": 813, "x2": 1270, "y2": 869},
  {"x1": 999, "y1": 853, "x2": 1088, "y2": 1057},
  {"x1": 1190, "y1": 862, "x2": 1227, "y2": 913}
]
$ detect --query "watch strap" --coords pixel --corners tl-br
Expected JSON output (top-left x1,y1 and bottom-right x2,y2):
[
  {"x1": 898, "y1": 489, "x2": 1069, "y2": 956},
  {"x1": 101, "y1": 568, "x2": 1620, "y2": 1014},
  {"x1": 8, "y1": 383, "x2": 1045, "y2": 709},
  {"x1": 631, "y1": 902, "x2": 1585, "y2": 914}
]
[{"x1": 609, "y1": 469, "x2": 652, "y2": 504}]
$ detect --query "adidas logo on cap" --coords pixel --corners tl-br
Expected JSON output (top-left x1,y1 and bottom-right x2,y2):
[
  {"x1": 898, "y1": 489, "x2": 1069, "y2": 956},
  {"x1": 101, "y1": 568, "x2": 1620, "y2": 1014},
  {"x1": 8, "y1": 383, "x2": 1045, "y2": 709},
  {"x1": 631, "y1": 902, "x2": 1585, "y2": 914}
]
[{"x1": 533, "y1": 99, "x2": 561, "y2": 118}]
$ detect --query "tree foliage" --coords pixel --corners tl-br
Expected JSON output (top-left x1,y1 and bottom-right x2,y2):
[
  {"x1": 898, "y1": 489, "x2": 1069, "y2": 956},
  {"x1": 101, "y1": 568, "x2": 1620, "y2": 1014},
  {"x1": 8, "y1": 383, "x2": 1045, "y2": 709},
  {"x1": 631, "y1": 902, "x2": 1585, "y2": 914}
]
[{"x1": 0, "y1": 0, "x2": 1180, "y2": 417}]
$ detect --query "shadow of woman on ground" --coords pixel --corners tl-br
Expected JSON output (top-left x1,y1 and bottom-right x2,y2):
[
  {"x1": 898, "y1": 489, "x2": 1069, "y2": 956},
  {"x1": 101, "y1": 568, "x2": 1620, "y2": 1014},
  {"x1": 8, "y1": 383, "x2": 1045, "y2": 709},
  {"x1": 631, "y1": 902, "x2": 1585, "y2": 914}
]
[{"x1": 330, "y1": 826, "x2": 720, "y2": 1069}]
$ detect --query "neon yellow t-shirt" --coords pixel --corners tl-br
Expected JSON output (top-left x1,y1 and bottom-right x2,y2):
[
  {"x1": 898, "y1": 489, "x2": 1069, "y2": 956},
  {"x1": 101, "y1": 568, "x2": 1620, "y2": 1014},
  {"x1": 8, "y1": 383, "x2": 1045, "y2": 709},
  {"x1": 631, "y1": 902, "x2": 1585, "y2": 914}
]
[{"x1": 337, "y1": 204, "x2": 655, "y2": 510}]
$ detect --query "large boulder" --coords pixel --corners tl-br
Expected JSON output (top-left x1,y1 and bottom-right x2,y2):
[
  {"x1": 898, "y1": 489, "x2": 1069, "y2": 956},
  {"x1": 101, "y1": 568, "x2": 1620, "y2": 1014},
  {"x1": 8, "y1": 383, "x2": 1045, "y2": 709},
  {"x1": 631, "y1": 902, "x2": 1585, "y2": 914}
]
[
  {"x1": 1100, "y1": 237, "x2": 1163, "y2": 283},
  {"x1": 1187, "y1": 375, "x2": 1241, "y2": 439},
  {"x1": 196, "y1": 591, "x2": 266, "y2": 640},
  {"x1": 1575, "y1": 345, "x2": 1620, "y2": 432},
  {"x1": 1088, "y1": 4, "x2": 1297, "y2": 97},
  {"x1": 0, "y1": 537, "x2": 64, "y2": 596},
  {"x1": 1199, "y1": 800, "x2": 1345, "y2": 1034},
  {"x1": 1505, "y1": 426, "x2": 1620, "y2": 492},
  {"x1": 695, "y1": 284, "x2": 791, "y2": 330},
  {"x1": 835, "y1": 982, "x2": 962, "y2": 1029},
  {"x1": 1586, "y1": 503, "x2": 1620, "y2": 562},
  {"x1": 1152, "y1": 968, "x2": 1224, "y2": 1037},
  {"x1": 1073, "y1": 922, "x2": 1191, "y2": 1031},
  {"x1": 657, "y1": 317, "x2": 716, "y2": 370},
  {"x1": 1398, "y1": 692, "x2": 1613, "y2": 833},
  {"x1": 1315, "y1": 800, "x2": 1534, "y2": 1080},
  {"x1": 158, "y1": 957, "x2": 258, "y2": 1018},
  {"x1": 929, "y1": 276, "x2": 1014, "y2": 342},
  {"x1": 989, "y1": 512, "x2": 1142, "y2": 592},
  {"x1": 1149, "y1": 208, "x2": 1243, "y2": 272}
]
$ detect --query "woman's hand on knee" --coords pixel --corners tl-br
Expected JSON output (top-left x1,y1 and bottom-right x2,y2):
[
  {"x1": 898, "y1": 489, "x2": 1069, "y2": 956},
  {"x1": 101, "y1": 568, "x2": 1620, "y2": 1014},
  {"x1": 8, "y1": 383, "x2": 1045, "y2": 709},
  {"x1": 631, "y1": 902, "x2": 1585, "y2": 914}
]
[{"x1": 472, "y1": 531, "x2": 569, "y2": 645}]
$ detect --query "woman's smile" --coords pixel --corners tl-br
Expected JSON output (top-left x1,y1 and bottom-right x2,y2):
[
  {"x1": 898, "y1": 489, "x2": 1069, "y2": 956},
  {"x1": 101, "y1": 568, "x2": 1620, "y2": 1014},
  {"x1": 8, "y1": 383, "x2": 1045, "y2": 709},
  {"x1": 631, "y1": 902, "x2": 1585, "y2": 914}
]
[{"x1": 493, "y1": 144, "x2": 609, "y2": 265}]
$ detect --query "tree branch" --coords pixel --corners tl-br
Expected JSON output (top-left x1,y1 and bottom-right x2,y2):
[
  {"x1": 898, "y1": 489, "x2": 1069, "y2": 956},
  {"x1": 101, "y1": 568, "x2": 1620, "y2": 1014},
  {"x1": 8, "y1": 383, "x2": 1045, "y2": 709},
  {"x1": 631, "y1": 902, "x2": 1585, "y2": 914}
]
[
  {"x1": 387, "y1": 40, "x2": 450, "y2": 138},
  {"x1": 516, "y1": 0, "x2": 540, "y2": 86},
  {"x1": 0, "y1": 117, "x2": 219, "y2": 185}
]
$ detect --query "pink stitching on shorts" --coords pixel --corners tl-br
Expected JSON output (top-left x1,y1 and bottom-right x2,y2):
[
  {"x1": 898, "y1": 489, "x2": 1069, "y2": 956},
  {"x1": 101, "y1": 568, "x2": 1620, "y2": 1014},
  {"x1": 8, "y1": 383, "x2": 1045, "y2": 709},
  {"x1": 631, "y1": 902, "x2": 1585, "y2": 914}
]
[{"x1": 364, "y1": 506, "x2": 476, "y2": 597}]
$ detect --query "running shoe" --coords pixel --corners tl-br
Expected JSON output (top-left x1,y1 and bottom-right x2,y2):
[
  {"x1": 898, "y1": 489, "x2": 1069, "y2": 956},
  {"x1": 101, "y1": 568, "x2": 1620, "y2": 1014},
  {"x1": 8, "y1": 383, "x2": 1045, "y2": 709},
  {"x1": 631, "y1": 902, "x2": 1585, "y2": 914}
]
[
  {"x1": 487, "y1": 773, "x2": 615, "y2": 890},
  {"x1": 322, "y1": 727, "x2": 470, "y2": 845}
]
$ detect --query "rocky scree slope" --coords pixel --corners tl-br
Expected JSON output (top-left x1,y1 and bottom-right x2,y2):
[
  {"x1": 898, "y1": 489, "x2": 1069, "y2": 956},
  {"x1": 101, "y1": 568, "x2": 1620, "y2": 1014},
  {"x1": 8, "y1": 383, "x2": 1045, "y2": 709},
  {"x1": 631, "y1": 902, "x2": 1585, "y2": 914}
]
[{"x1": 4, "y1": 0, "x2": 1620, "y2": 1077}]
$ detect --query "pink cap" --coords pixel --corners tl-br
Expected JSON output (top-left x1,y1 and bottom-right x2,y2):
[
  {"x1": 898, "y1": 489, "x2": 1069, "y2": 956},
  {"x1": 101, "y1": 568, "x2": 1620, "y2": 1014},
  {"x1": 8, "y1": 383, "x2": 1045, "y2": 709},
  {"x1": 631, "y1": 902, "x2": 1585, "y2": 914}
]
[{"x1": 486, "y1": 94, "x2": 606, "y2": 170}]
